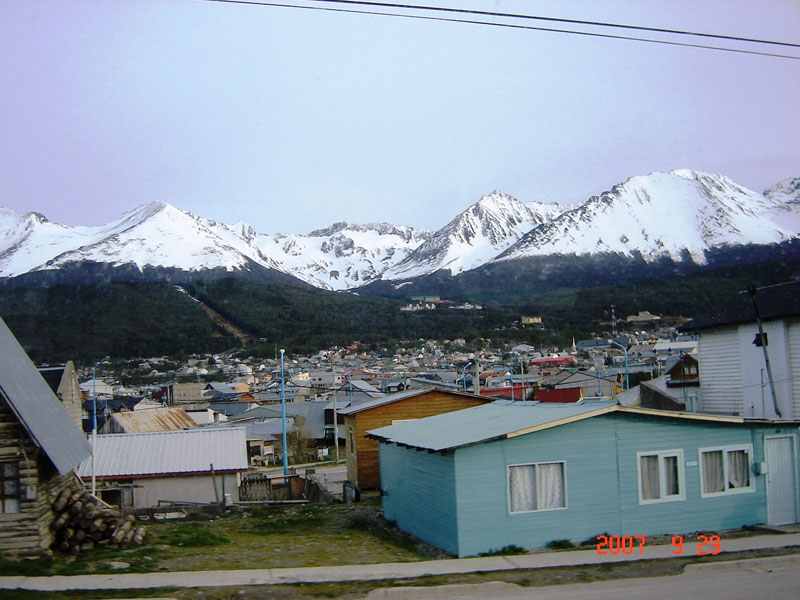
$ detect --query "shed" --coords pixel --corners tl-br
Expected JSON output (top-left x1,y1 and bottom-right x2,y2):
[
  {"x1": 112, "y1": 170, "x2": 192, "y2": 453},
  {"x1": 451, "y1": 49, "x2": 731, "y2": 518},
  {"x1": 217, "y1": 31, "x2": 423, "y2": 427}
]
[
  {"x1": 369, "y1": 401, "x2": 800, "y2": 557},
  {"x1": 0, "y1": 317, "x2": 91, "y2": 557},
  {"x1": 101, "y1": 407, "x2": 197, "y2": 433},
  {"x1": 339, "y1": 388, "x2": 492, "y2": 490},
  {"x1": 76, "y1": 427, "x2": 248, "y2": 508}
]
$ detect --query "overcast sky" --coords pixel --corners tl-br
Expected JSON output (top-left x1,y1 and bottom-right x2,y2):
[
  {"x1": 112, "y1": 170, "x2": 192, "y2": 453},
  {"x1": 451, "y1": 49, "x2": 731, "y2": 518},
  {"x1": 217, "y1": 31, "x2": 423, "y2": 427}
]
[{"x1": 1, "y1": 0, "x2": 799, "y2": 235}]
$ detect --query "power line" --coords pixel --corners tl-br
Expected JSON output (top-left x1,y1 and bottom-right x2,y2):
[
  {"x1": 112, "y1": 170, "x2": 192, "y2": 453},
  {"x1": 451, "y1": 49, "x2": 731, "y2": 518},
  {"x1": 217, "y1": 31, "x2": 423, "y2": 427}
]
[
  {"x1": 195, "y1": 0, "x2": 800, "y2": 60},
  {"x1": 306, "y1": 0, "x2": 800, "y2": 49}
]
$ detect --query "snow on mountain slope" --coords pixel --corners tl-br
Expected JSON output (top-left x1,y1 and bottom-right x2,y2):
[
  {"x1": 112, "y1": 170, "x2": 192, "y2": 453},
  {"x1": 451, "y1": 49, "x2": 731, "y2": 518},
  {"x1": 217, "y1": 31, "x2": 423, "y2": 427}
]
[
  {"x1": 0, "y1": 203, "x2": 430, "y2": 289},
  {"x1": 255, "y1": 222, "x2": 431, "y2": 290},
  {"x1": 382, "y1": 191, "x2": 561, "y2": 279},
  {"x1": 763, "y1": 177, "x2": 800, "y2": 232},
  {"x1": 495, "y1": 170, "x2": 797, "y2": 264}
]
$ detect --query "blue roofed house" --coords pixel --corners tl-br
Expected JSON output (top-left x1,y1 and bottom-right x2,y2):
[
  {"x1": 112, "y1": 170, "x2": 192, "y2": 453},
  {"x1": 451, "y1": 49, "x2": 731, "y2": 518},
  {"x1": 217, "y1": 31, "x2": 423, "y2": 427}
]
[
  {"x1": 368, "y1": 401, "x2": 800, "y2": 557},
  {"x1": 0, "y1": 317, "x2": 92, "y2": 557}
]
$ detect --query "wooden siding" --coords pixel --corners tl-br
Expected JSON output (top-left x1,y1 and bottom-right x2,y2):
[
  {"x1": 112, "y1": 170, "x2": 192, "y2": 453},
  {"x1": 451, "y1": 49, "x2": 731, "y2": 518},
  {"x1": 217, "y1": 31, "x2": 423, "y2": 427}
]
[
  {"x1": 383, "y1": 409, "x2": 800, "y2": 557},
  {"x1": 698, "y1": 327, "x2": 742, "y2": 415},
  {"x1": 611, "y1": 413, "x2": 771, "y2": 536},
  {"x1": 789, "y1": 320, "x2": 800, "y2": 419},
  {"x1": 348, "y1": 392, "x2": 487, "y2": 489},
  {"x1": 380, "y1": 442, "x2": 459, "y2": 555},
  {"x1": 453, "y1": 417, "x2": 621, "y2": 557},
  {"x1": 0, "y1": 396, "x2": 77, "y2": 557}
]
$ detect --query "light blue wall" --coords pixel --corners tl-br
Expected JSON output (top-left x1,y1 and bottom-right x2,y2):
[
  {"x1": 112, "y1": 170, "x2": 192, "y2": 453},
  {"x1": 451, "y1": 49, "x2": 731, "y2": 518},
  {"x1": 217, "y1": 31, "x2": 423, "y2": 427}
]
[
  {"x1": 613, "y1": 414, "x2": 771, "y2": 536},
  {"x1": 380, "y1": 412, "x2": 799, "y2": 558},
  {"x1": 453, "y1": 417, "x2": 620, "y2": 557},
  {"x1": 379, "y1": 442, "x2": 459, "y2": 555}
]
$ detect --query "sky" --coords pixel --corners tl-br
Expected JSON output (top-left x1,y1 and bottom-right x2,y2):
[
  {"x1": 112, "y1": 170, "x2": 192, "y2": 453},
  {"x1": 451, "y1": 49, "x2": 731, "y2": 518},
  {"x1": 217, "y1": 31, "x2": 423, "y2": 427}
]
[{"x1": 1, "y1": 0, "x2": 799, "y2": 235}]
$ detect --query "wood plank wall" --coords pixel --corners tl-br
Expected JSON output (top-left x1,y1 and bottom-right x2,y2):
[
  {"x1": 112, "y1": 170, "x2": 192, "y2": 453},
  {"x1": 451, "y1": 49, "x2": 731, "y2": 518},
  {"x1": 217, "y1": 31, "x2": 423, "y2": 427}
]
[
  {"x1": 348, "y1": 392, "x2": 487, "y2": 489},
  {"x1": 0, "y1": 396, "x2": 78, "y2": 557}
]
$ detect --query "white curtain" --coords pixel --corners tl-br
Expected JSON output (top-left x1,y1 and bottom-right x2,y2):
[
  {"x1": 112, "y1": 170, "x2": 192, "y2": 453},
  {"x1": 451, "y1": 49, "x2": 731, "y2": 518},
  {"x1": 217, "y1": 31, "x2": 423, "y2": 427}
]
[
  {"x1": 509, "y1": 465, "x2": 536, "y2": 512},
  {"x1": 538, "y1": 463, "x2": 565, "y2": 509},
  {"x1": 640, "y1": 455, "x2": 660, "y2": 500},
  {"x1": 727, "y1": 450, "x2": 750, "y2": 489},
  {"x1": 663, "y1": 455, "x2": 679, "y2": 497},
  {"x1": 702, "y1": 451, "x2": 725, "y2": 493}
]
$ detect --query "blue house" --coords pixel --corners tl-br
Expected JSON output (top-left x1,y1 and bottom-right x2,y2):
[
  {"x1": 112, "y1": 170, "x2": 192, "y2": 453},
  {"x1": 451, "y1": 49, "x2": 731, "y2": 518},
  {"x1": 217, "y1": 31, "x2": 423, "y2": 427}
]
[{"x1": 368, "y1": 401, "x2": 800, "y2": 557}]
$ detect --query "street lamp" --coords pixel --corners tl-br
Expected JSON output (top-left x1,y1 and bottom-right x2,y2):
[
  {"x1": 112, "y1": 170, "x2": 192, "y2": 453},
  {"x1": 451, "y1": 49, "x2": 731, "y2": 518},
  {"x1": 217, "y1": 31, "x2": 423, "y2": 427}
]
[
  {"x1": 91, "y1": 356, "x2": 109, "y2": 496},
  {"x1": 280, "y1": 349, "x2": 289, "y2": 476},
  {"x1": 460, "y1": 360, "x2": 474, "y2": 393},
  {"x1": 607, "y1": 339, "x2": 629, "y2": 391}
]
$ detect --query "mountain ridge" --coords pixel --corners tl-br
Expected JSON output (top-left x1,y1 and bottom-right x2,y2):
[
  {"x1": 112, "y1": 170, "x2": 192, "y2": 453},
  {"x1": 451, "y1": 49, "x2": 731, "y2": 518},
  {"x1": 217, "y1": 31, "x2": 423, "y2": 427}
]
[{"x1": 1, "y1": 170, "x2": 798, "y2": 291}]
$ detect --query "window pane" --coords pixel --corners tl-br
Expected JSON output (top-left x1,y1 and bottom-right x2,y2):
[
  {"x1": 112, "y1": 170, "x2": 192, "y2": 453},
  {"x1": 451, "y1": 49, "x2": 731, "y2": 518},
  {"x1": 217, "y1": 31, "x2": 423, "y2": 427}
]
[
  {"x1": 727, "y1": 450, "x2": 750, "y2": 489},
  {"x1": 537, "y1": 463, "x2": 565, "y2": 509},
  {"x1": 509, "y1": 465, "x2": 536, "y2": 512},
  {"x1": 702, "y1": 451, "x2": 725, "y2": 493},
  {"x1": 663, "y1": 455, "x2": 680, "y2": 496},
  {"x1": 640, "y1": 455, "x2": 660, "y2": 500}
]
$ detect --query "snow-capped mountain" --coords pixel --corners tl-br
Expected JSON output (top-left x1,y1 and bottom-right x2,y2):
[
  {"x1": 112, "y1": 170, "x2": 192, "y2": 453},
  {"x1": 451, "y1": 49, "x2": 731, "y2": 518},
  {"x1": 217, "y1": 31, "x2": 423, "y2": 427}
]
[
  {"x1": 494, "y1": 170, "x2": 798, "y2": 264},
  {"x1": 255, "y1": 223, "x2": 430, "y2": 290},
  {"x1": 0, "y1": 203, "x2": 430, "y2": 290},
  {"x1": 382, "y1": 191, "x2": 561, "y2": 279},
  {"x1": 1, "y1": 170, "x2": 797, "y2": 291}
]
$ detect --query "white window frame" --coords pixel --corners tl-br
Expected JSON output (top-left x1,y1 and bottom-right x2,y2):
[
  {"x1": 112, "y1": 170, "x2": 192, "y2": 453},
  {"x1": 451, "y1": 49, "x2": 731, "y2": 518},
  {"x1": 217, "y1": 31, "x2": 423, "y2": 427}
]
[
  {"x1": 698, "y1": 444, "x2": 755, "y2": 499},
  {"x1": 507, "y1": 461, "x2": 567, "y2": 515},
  {"x1": 636, "y1": 449, "x2": 685, "y2": 505}
]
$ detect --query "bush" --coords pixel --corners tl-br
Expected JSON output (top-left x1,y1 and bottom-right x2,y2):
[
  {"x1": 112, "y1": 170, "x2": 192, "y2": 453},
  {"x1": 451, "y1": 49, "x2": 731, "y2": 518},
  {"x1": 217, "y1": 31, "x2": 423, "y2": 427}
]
[{"x1": 546, "y1": 539, "x2": 576, "y2": 550}]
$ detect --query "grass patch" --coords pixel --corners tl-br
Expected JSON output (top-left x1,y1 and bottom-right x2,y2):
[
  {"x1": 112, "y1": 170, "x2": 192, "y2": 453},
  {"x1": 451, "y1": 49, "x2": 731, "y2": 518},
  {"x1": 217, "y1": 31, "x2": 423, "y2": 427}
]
[
  {"x1": 478, "y1": 545, "x2": 528, "y2": 557},
  {"x1": 546, "y1": 539, "x2": 576, "y2": 550},
  {"x1": 164, "y1": 523, "x2": 232, "y2": 547}
]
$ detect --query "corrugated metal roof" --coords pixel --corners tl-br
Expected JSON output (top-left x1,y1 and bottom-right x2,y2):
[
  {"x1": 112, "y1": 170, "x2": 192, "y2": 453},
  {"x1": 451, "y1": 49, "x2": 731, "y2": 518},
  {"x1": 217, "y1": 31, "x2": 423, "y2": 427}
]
[
  {"x1": 367, "y1": 401, "x2": 764, "y2": 452},
  {"x1": 76, "y1": 427, "x2": 248, "y2": 479},
  {"x1": 367, "y1": 401, "x2": 618, "y2": 452},
  {"x1": 0, "y1": 317, "x2": 91, "y2": 475},
  {"x1": 109, "y1": 407, "x2": 197, "y2": 432},
  {"x1": 339, "y1": 387, "x2": 488, "y2": 416}
]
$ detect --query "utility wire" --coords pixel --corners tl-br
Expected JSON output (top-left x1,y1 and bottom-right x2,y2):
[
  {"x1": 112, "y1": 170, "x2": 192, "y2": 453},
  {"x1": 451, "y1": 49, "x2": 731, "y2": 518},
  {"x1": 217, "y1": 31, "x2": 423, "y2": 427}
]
[
  {"x1": 196, "y1": 0, "x2": 800, "y2": 60},
  {"x1": 306, "y1": 0, "x2": 800, "y2": 49}
]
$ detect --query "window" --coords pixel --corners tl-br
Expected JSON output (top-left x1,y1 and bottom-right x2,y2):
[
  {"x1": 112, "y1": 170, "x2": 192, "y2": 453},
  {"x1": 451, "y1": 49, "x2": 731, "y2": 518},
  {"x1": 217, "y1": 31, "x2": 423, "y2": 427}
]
[
  {"x1": 508, "y1": 461, "x2": 566, "y2": 513},
  {"x1": 637, "y1": 450, "x2": 684, "y2": 504},
  {"x1": 348, "y1": 426, "x2": 355, "y2": 455},
  {"x1": 0, "y1": 462, "x2": 21, "y2": 513},
  {"x1": 699, "y1": 445, "x2": 753, "y2": 497}
]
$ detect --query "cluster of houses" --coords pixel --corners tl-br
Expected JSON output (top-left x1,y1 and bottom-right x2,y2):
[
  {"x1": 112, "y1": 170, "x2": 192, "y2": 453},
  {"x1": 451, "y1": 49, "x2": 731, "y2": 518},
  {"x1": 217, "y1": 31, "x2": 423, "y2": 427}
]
[{"x1": 1, "y1": 281, "x2": 798, "y2": 558}]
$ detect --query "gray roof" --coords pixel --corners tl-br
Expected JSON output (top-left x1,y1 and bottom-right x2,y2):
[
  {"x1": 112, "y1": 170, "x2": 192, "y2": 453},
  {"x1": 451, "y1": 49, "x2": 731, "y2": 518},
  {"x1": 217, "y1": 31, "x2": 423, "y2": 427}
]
[
  {"x1": 0, "y1": 317, "x2": 91, "y2": 475},
  {"x1": 339, "y1": 387, "x2": 487, "y2": 416},
  {"x1": 367, "y1": 400, "x2": 618, "y2": 452},
  {"x1": 76, "y1": 427, "x2": 248, "y2": 478},
  {"x1": 367, "y1": 401, "x2": 766, "y2": 452}
]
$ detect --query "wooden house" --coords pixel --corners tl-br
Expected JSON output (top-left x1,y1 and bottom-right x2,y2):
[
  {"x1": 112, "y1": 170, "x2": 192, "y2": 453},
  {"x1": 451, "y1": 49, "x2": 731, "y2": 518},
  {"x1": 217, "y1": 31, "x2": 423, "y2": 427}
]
[
  {"x1": 369, "y1": 401, "x2": 800, "y2": 557},
  {"x1": 680, "y1": 281, "x2": 800, "y2": 419},
  {"x1": 338, "y1": 388, "x2": 492, "y2": 491},
  {"x1": 0, "y1": 317, "x2": 91, "y2": 557}
]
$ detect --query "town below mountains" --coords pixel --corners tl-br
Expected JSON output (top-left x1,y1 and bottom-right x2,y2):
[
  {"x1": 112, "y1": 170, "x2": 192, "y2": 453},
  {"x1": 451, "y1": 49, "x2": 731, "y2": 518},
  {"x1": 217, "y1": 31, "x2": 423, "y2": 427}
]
[{"x1": 0, "y1": 169, "x2": 797, "y2": 363}]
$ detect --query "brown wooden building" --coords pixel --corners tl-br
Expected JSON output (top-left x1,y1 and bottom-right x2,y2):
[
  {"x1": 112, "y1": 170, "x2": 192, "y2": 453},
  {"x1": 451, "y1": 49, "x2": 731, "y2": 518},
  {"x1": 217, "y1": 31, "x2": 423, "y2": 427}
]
[
  {"x1": 339, "y1": 388, "x2": 492, "y2": 490},
  {"x1": 0, "y1": 317, "x2": 91, "y2": 557}
]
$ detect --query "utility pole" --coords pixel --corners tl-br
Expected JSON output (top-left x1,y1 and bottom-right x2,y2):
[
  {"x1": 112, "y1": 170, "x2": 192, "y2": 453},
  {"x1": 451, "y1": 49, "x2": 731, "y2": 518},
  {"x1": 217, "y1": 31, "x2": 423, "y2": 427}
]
[
  {"x1": 748, "y1": 286, "x2": 781, "y2": 418},
  {"x1": 280, "y1": 349, "x2": 288, "y2": 476},
  {"x1": 331, "y1": 363, "x2": 339, "y2": 462}
]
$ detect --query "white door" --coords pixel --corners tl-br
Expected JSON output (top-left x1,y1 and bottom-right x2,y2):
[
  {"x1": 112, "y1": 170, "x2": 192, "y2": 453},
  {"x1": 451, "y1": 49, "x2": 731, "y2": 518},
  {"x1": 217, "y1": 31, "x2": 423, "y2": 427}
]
[{"x1": 765, "y1": 436, "x2": 798, "y2": 526}]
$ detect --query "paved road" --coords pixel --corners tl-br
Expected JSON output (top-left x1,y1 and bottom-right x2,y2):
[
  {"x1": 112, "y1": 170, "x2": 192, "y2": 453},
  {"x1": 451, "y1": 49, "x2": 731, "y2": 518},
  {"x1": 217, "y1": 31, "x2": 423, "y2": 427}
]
[{"x1": 365, "y1": 555, "x2": 800, "y2": 599}]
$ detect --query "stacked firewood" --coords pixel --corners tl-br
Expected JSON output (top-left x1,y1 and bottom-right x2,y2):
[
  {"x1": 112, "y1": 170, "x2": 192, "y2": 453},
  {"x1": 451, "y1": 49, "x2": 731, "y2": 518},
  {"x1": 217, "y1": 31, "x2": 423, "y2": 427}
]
[{"x1": 51, "y1": 486, "x2": 146, "y2": 553}]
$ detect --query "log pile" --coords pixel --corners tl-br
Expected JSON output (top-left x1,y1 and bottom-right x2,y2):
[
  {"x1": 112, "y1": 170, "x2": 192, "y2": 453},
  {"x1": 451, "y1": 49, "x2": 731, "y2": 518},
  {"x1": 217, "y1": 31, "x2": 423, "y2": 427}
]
[{"x1": 50, "y1": 486, "x2": 146, "y2": 553}]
